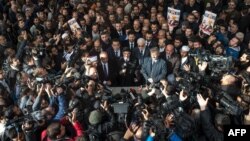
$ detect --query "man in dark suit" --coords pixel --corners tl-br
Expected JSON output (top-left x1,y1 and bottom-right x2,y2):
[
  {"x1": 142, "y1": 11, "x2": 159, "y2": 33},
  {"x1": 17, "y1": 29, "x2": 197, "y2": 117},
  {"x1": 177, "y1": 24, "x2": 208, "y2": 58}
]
[
  {"x1": 97, "y1": 51, "x2": 118, "y2": 86},
  {"x1": 160, "y1": 43, "x2": 180, "y2": 84},
  {"x1": 111, "y1": 22, "x2": 126, "y2": 42},
  {"x1": 122, "y1": 31, "x2": 137, "y2": 51},
  {"x1": 100, "y1": 32, "x2": 111, "y2": 51},
  {"x1": 145, "y1": 31, "x2": 158, "y2": 49},
  {"x1": 141, "y1": 47, "x2": 167, "y2": 84},
  {"x1": 117, "y1": 47, "x2": 140, "y2": 86},
  {"x1": 106, "y1": 39, "x2": 123, "y2": 62},
  {"x1": 89, "y1": 39, "x2": 102, "y2": 57},
  {"x1": 132, "y1": 38, "x2": 150, "y2": 66}
]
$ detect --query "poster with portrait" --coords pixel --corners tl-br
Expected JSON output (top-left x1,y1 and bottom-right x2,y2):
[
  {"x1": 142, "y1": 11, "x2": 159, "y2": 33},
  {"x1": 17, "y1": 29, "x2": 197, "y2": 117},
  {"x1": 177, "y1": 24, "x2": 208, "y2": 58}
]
[
  {"x1": 199, "y1": 11, "x2": 217, "y2": 35},
  {"x1": 167, "y1": 7, "x2": 181, "y2": 32},
  {"x1": 68, "y1": 18, "x2": 80, "y2": 33}
]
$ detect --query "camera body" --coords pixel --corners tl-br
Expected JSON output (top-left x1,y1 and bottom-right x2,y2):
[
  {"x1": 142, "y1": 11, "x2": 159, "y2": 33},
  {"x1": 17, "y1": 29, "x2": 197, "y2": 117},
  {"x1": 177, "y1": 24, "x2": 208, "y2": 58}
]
[
  {"x1": 189, "y1": 52, "x2": 233, "y2": 74},
  {"x1": 215, "y1": 92, "x2": 243, "y2": 115},
  {"x1": 209, "y1": 55, "x2": 233, "y2": 73}
]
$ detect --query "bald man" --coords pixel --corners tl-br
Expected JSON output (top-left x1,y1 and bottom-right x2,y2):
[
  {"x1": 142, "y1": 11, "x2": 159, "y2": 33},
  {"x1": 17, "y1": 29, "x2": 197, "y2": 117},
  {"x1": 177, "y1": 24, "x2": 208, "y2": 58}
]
[{"x1": 221, "y1": 74, "x2": 241, "y2": 99}]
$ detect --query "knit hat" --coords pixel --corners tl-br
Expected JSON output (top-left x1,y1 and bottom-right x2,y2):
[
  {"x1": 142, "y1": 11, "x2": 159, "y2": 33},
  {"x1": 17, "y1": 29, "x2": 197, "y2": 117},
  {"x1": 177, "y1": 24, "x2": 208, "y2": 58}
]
[
  {"x1": 89, "y1": 110, "x2": 103, "y2": 125},
  {"x1": 181, "y1": 46, "x2": 190, "y2": 52}
]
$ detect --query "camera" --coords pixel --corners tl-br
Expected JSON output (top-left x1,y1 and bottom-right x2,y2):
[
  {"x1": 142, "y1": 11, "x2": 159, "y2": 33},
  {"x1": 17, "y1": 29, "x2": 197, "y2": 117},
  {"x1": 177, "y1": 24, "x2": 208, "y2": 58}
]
[
  {"x1": 215, "y1": 92, "x2": 244, "y2": 115},
  {"x1": 35, "y1": 75, "x2": 62, "y2": 84},
  {"x1": 162, "y1": 95, "x2": 183, "y2": 119},
  {"x1": 209, "y1": 55, "x2": 233, "y2": 74},
  {"x1": 32, "y1": 45, "x2": 46, "y2": 57},
  {"x1": 189, "y1": 52, "x2": 233, "y2": 76},
  {"x1": 68, "y1": 98, "x2": 85, "y2": 122}
]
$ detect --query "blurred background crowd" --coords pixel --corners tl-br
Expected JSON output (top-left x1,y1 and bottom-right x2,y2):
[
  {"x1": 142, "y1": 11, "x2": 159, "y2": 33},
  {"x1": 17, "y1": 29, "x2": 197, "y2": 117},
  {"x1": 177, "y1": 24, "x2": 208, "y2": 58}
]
[{"x1": 0, "y1": 0, "x2": 250, "y2": 141}]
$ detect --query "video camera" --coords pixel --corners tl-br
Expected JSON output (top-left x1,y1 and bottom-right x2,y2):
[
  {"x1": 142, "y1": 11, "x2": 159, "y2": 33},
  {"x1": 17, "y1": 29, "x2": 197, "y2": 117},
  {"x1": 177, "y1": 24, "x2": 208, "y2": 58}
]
[
  {"x1": 5, "y1": 110, "x2": 45, "y2": 133},
  {"x1": 176, "y1": 72, "x2": 244, "y2": 116},
  {"x1": 189, "y1": 52, "x2": 233, "y2": 75},
  {"x1": 215, "y1": 91, "x2": 244, "y2": 116},
  {"x1": 35, "y1": 75, "x2": 62, "y2": 84}
]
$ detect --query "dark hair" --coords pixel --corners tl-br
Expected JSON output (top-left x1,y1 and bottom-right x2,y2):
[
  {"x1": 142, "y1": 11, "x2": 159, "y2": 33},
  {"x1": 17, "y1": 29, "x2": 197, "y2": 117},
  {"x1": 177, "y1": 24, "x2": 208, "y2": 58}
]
[
  {"x1": 112, "y1": 38, "x2": 120, "y2": 43},
  {"x1": 4, "y1": 106, "x2": 15, "y2": 119},
  {"x1": 24, "y1": 55, "x2": 33, "y2": 64},
  {"x1": 193, "y1": 36, "x2": 201, "y2": 43},
  {"x1": 46, "y1": 121, "x2": 62, "y2": 140},
  {"x1": 146, "y1": 30, "x2": 153, "y2": 35},
  {"x1": 151, "y1": 21, "x2": 158, "y2": 26},
  {"x1": 214, "y1": 113, "x2": 231, "y2": 126},
  {"x1": 175, "y1": 113, "x2": 195, "y2": 139},
  {"x1": 174, "y1": 36, "x2": 183, "y2": 42},
  {"x1": 100, "y1": 31, "x2": 108, "y2": 36},
  {"x1": 6, "y1": 126, "x2": 18, "y2": 139},
  {"x1": 128, "y1": 30, "x2": 136, "y2": 36}
]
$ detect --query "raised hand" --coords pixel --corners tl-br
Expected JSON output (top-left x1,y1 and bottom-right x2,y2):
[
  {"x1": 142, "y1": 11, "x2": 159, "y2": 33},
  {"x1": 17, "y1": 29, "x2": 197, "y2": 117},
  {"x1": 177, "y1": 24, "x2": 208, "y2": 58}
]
[
  {"x1": 141, "y1": 109, "x2": 149, "y2": 121},
  {"x1": 197, "y1": 94, "x2": 209, "y2": 111},
  {"x1": 198, "y1": 61, "x2": 208, "y2": 72},
  {"x1": 179, "y1": 90, "x2": 188, "y2": 102},
  {"x1": 183, "y1": 64, "x2": 191, "y2": 72}
]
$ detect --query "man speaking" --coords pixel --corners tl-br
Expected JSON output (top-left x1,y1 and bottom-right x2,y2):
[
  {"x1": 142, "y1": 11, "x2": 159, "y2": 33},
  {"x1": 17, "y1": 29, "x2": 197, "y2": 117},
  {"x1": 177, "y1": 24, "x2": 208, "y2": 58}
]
[{"x1": 141, "y1": 47, "x2": 167, "y2": 84}]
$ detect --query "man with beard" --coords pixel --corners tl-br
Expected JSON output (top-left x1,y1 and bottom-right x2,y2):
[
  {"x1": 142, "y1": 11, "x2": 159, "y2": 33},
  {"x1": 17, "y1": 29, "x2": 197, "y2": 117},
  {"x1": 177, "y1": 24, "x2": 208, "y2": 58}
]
[
  {"x1": 173, "y1": 36, "x2": 184, "y2": 53},
  {"x1": 179, "y1": 46, "x2": 198, "y2": 76},
  {"x1": 89, "y1": 39, "x2": 103, "y2": 57},
  {"x1": 100, "y1": 32, "x2": 111, "y2": 51},
  {"x1": 117, "y1": 47, "x2": 139, "y2": 86},
  {"x1": 235, "y1": 52, "x2": 250, "y2": 71}
]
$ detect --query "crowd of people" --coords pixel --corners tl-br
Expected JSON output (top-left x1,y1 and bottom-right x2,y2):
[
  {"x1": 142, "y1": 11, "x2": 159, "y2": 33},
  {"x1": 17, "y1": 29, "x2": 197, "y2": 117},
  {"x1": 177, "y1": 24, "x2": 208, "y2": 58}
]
[{"x1": 0, "y1": 0, "x2": 250, "y2": 141}]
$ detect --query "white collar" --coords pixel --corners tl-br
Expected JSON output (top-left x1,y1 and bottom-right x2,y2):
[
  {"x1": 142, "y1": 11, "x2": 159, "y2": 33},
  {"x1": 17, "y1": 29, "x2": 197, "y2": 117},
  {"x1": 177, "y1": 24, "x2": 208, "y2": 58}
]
[
  {"x1": 181, "y1": 57, "x2": 188, "y2": 64},
  {"x1": 10, "y1": 65, "x2": 19, "y2": 71}
]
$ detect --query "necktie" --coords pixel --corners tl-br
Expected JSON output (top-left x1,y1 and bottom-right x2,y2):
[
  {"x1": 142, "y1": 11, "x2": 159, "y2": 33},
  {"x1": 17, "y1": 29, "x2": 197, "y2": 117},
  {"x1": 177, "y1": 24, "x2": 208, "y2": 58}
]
[
  {"x1": 103, "y1": 64, "x2": 108, "y2": 79},
  {"x1": 152, "y1": 60, "x2": 156, "y2": 65},
  {"x1": 130, "y1": 42, "x2": 134, "y2": 49},
  {"x1": 166, "y1": 55, "x2": 170, "y2": 60},
  {"x1": 151, "y1": 60, "x2": 156, "y2": 77},
  {"x1": 140, "y1": 50, "x2": 143, "y2": 55},
  {"x1": 119, "y1": 32, "x2": 122, "y2": 36},
  {"x1": 146, "y1": 41, "x2": 150, "y2": 47},
  {"x1": 115, "y1": 51, "x2": 118, "y2": 57}
]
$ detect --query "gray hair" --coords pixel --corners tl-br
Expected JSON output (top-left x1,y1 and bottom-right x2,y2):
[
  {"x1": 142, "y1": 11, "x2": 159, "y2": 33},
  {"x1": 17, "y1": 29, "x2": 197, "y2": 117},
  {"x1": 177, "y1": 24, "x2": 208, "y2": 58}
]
[{"x1": 137, "y1": 38, "x2": 145, "y2": 45}]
